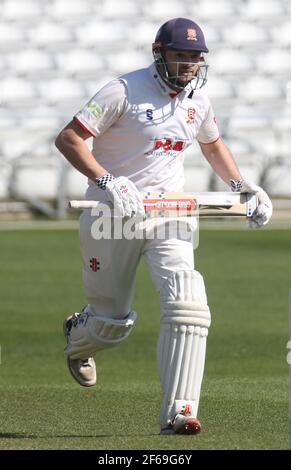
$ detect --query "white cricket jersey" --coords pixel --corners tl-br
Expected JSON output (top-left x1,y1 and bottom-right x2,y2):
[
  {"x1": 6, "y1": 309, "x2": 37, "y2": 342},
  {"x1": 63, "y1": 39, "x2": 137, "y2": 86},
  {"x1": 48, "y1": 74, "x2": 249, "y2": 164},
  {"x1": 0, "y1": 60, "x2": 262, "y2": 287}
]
[{"x1": 75, "y1": 63, "x2": 219, "y2": 198}]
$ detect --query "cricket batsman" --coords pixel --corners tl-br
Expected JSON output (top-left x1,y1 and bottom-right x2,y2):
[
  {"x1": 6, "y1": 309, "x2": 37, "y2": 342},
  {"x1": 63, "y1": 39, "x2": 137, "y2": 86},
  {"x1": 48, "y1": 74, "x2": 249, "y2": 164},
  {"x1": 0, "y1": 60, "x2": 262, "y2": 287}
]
[{"x1": 55, "y1": 18, "x2": 273, "y2": 434}]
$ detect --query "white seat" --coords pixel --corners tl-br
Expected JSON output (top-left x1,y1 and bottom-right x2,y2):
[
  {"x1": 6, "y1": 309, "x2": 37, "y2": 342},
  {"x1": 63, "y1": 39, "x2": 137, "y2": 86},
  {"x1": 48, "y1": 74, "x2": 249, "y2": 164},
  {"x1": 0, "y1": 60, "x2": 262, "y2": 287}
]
[
  {"x1": 256, "y1": 49, "x2": 291, "y2": 77},
  {"x1": 22, "y1": 107, "x2": 63, "y2": 133},
  {"x1": 0, "y1": 162, "x2": 12, "y2": 199},
  {"x1": 55, "y1": 50, "x2": 104, "y2": 78},
  {"x1": 224, "y1": 138, "x2": 253, "y2": 159},
  {"x1": 127, "y1": 21, "x2": 161, "y2": 48},
  {"x1": 38, "y1": 78, "x2": 86, "y2": 107},
  {"x1": 204, "y1": 76, "x2": 235, "y2": 104},
  {"x1": 1, "y1": 78, "x2": 38, "y2": 107},
  {"x1": 10, "y1": 160, "x2": 59, "y2": 199},
  {"x1": 0, "y1": 110, "x2": 19, "y2": 138},
  {"x1": 273, "y1": 113, "x2": 291, "y2": 159},
  {"x1": 213, "y1": 137, "x2": 263, "y2": 189},
  {"x1": 75, "y1": 21, "x2": 126, "y2": 48},
  {"x1": 142, "y1": 1, "x2": 182, "y2": 22},
  {"x1": 7, "y1": 49, "x2": 55, "y2": 77},
  {"x1": 264, "y1": 162, "x2": 291, "y2": 197},
  {"x1": 208, "y1": 49, "x2": 254, "y2": 76},
  {"x1": 213, "y1": 164, "x2": 262, "y2": 191},
  {"x1": 2, "y1": 0, "x2": 43, "y2": 20},
  {"x1": 223, "y1": 23, "x2": 269, "y2": 49},
  {"x1": 46, "y1": 0, "x2": 93, "y2": 22},
  {"x1": 0, "y1": 23, "x2": 26, "y2": 51},
  {"x1": 0, "y1": 56, "x2": 8, "y2": 77},
  {"x1": 107, "y1": 50, "x2": 150, "y2": 75},
  {"x1": 195, "y1": 0, "x2": 237, "y2": 21},
  {"x1": 66, "y1": 168, "x2": 88, "y2": 199},
  {"x1": 21, "y1": 116, "x2": 63, "y2": 146},
  {"x1": 202, "y1": 24, "x2": 223, "y2": 47},
  {"x1": 236, "y1": 76, "x2": 283, "y2": 106},
  {"x1": 1, "y1": 131, "x2": 54, "y2": 161},
  {"x1": 271, "y1": 22, "x2": 291, "y2": 48},
  {"x1": 240, "y1": 0, "x2": 285, "y2": 22},
  {"x1": 228, "y1": 107, "x2": 277, "y2": 158},
  {"x1": 28, "y1": 22, "x2": 73, "y2": 50},
  {"x1": 101, "y1": 0, "x2": 140, "y2": 19}
]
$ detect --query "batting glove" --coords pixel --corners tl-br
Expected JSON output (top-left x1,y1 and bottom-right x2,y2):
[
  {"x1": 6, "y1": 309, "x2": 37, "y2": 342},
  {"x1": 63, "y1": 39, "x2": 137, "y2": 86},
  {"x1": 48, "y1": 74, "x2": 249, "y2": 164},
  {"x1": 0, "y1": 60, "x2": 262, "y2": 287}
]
[
  {"x1": 96, "y1": 173, "x2": 145, "y2": 218},
  {"x1": 230, "y1": 179, "x2": 273, "y2": 229}
]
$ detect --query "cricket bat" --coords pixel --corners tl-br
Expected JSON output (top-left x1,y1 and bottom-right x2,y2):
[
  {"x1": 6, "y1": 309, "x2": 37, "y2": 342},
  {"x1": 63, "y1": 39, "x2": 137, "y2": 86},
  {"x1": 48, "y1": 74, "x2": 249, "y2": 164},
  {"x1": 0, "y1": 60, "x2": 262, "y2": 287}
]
[{"x1": 69, "y1": 191, "x2": 257, "y2": 217}]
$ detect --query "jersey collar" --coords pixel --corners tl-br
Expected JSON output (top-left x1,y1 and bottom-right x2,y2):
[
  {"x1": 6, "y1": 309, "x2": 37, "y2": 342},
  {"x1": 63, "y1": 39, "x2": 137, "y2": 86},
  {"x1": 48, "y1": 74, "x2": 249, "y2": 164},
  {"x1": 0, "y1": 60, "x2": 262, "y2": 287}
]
[
  {"x1": 149, "y1": 63, "x2": 181, "y2": 99},
  {"x1": 149, "y1": 63, "x2": 193, "y2": 99}
]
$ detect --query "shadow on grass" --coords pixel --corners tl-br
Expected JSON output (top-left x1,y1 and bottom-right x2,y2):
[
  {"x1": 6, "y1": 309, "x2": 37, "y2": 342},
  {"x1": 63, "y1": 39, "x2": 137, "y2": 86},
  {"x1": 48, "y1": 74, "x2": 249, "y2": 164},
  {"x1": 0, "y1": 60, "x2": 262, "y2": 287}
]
[
  {"x1": 0, "y1": 433, "x2": 37, "y2": 439},
  {"x1": 0, "y1": 432, "x2": 158, "y2": 439}
]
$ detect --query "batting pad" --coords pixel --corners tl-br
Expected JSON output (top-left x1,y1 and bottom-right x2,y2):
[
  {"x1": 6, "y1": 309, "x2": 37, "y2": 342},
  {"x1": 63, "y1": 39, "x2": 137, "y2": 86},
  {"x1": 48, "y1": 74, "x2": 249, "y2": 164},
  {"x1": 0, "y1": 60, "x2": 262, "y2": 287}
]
[
  {"x1": 65, "y1": 309, "x2": 137, "y2": 360},
  {"x1": 158, "y1": 270, "x2": 211, "y2": 427}
]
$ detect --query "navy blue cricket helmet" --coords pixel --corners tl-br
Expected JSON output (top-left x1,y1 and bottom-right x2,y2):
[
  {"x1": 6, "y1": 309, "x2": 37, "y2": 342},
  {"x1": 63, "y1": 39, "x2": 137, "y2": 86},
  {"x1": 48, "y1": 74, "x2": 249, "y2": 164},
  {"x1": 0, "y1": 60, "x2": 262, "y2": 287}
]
[{"x1": 152, "y1": 18, "x2": 209, "y2": 91}]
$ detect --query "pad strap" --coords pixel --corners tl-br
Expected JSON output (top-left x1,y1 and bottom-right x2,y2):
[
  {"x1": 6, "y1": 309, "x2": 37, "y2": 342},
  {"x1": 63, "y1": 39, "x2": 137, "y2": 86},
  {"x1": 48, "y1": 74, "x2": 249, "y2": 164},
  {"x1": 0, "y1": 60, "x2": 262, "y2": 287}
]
[{"x1": 65, "y1": 309, "x2": 137, "y2": 359}]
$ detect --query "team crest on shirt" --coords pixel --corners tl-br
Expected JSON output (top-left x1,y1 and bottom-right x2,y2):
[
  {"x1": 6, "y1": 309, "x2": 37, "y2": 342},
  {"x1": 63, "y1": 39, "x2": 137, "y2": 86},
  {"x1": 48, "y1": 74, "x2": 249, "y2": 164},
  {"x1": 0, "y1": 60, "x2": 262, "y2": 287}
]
[{"x1": 187, "y1": 107, "x2": 196, "y2": 124}]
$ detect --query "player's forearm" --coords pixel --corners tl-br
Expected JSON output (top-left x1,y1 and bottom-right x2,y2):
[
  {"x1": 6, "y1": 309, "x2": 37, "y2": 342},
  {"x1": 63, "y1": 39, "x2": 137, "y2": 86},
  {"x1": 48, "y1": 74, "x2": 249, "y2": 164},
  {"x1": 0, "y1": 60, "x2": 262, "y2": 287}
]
[
  {"x1": 199, "y1": 139, "x2": 242, "y2": 185},
  {"x1": 55, "y1": 130, "x2": 107, "y2": 181}
]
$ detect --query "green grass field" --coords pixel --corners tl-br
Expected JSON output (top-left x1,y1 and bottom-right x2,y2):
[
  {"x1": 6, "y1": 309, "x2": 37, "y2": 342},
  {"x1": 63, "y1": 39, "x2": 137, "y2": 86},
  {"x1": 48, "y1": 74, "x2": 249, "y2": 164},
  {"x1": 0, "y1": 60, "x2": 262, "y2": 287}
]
[{"x1": 0, "y1": 228, "x2": 289, "y2": 450}]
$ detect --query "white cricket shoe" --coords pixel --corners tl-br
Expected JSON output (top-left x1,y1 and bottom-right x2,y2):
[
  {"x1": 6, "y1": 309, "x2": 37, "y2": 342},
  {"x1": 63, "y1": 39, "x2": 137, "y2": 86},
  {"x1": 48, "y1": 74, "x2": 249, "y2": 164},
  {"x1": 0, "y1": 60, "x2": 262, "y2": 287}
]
[
  {"x1": 66, "y1": 356, "x2": 96, "y2": 387},
  {"x1": 160, "y1": 405, "x2": 201, "y2": 435},
  {"x1": 63, "y1": 315, "x2": 97, "y2": 387}
]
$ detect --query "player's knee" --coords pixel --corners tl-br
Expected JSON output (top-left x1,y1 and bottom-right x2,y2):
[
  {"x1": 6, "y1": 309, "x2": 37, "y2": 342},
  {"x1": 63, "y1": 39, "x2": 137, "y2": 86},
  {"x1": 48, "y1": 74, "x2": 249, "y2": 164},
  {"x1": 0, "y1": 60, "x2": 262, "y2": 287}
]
[
  {"x1": 64, "y1": 307, "x2": 137, "y2": 360},
  {"x1": 160, "y1": 270, "x2": 211, "y2": 328}
]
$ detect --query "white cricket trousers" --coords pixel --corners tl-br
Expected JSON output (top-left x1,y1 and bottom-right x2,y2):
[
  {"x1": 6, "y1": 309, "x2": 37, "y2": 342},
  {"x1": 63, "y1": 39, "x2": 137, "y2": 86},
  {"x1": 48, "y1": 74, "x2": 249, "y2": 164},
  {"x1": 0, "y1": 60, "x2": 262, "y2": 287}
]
[{"x1": 79, "y1": 210, "x2": 196, "y2": 318}]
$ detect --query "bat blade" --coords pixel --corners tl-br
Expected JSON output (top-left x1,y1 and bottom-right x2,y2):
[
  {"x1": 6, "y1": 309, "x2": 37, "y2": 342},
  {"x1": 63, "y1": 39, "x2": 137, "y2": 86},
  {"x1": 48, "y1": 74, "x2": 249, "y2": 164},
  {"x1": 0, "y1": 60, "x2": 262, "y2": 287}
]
[
  {"x1": 69, "y1": 192, "x2": 258, "y2": 217},
  {"x1": 142, "y1": 191, "x2": 257, "y2": 217}
]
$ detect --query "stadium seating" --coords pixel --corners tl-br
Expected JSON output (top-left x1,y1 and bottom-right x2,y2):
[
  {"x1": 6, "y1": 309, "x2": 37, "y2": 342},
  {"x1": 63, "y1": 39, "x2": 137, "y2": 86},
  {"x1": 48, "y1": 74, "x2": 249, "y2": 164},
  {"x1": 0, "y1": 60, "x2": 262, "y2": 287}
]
[
  {"x1": 222, "y1": 23, "x2": 269, "y2": 50},
  {"x1": 240, "y1": 0, "x2": 286, "y2": 22},
  {"x1": 1, "y1": 0, "x2": 290, "y2": 206},
  {"x1": 236, "y1": 76, "x2": 283, "y2": 107},
  {"x1": 1, "y1": 0, "x2": 44, "y2": 21},
  {"x1": 0, "y1": 162, "x2": 12, "y2": 199},
  {"x1": 10, "y1": 158, "x2": 60, "y2": 200},
  {"x1": 75, "y1": 21, "x2": 126, "y2": 49},
  {"x1": 0, "y1": 22, "x2": 26, "y2": 51},
  {"x1": 195, "y1": 0, "x2": 238, "y2": 22},
  {"x1": 29, "y1": 22, "x2": 74, "y2": 51}
]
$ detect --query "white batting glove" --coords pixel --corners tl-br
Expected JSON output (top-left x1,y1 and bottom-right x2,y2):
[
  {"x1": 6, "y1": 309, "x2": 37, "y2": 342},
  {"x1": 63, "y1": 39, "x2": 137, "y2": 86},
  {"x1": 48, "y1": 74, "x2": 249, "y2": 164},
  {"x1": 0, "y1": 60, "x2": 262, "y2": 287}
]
[
  {"x1": 230, "y1": 179, "x2": 273, "y2": 228},
  {"x1": 96, "y1": 174, "x2": 145, "y2": 218}
]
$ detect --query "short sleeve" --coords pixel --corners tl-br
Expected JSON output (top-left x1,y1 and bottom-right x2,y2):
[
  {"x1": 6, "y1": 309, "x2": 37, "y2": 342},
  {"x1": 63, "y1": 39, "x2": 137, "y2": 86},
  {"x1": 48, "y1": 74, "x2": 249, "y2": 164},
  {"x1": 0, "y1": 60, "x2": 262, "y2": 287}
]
[
  {"x1": 74, "y1": 79, "x2": 127, "y2": 137},
  {"x1": 196, "y1": 102, "x2": 220, "y2": 144}
]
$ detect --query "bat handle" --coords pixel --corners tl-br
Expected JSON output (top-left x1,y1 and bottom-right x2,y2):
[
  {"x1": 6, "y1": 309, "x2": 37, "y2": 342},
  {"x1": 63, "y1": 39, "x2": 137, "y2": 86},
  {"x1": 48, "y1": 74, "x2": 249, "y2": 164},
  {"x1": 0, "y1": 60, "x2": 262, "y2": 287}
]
[{"x1": 69, "y1": 200, "x2": 99, "y2": 209}]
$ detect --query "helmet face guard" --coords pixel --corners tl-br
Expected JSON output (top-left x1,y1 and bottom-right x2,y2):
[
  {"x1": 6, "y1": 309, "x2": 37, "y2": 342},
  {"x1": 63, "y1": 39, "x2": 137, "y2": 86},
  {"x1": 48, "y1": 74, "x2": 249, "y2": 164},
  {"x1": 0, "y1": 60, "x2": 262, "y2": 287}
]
[
  {"x1": 152, "y1": 45, "x2": 209, "y2": 91},
  {"x1": 152, "y1": 18, "x2": 209, "y2": 92}
]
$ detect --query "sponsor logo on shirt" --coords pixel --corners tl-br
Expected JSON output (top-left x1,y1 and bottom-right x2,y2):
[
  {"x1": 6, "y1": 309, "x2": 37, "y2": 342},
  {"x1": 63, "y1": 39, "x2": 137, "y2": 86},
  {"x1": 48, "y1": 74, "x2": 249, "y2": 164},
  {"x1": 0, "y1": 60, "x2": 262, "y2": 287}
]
[
  {"x1": 145, "y1": 137, "x2": 188, "y2": 158},
  {"x1": 88, "y1": 101, "x2": 103, "y2": 118}
]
